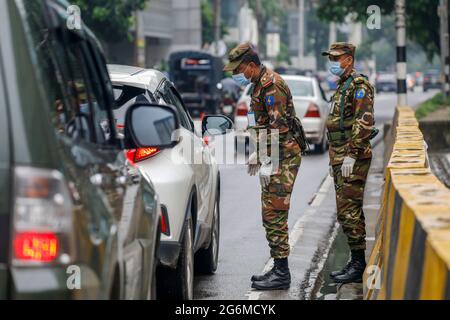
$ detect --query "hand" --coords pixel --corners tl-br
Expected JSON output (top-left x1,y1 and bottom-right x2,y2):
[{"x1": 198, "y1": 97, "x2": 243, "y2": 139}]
[
  {"x1": 341, "y1": 156, "x2": 356, "y2": 178},
  {"x1": 247, "y1": 152, "x2": 260, "y2": 176},
  {"x1": 329, "y1": 166, "x2": 334, "y2": 177},
  {"x1": 259, "y1": 162, "x2": 272, "y2": 188}
]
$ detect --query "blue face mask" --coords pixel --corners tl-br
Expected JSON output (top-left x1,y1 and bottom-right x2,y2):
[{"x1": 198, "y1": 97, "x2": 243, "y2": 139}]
[
  {"x1": 232, "y1": 65, "x2": 251, "y2": 87},
  {"x1": 328, "y1": 61, "x2": 345, "y2": 76}
]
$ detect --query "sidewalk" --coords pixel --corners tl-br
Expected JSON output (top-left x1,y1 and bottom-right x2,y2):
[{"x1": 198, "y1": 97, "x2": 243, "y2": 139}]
[{"x1": 312, "y1": 135, "x2": 385, "y2": 300}]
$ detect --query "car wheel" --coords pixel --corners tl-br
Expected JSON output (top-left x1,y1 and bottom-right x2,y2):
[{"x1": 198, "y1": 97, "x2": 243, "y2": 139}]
[
  {"x1": 195, "y1": 188, "x2": 220, "y2": 274},
  {"x1": 157, "y1": 218, "x2": 194, "y2": 300}
]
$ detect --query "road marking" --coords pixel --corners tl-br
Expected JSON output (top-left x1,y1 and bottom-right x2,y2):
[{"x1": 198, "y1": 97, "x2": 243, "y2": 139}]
[{"x1": 246, "y1": 175, "x2": 334, "y2": 300}]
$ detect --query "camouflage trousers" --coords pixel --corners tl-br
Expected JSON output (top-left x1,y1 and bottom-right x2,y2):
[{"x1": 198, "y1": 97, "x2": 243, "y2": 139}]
[
  {"x1": 261, "y1": 155, "x2": 301, "y2": 259},
  {"x1": 332, "y1": 157, "x2": 372, "y2": 251}
]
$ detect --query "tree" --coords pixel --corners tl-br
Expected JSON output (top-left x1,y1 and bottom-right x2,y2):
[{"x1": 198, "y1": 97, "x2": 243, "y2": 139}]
[
  {"x1": 201, "y1": 0, "x2": 228, "y2": 46},
  {"x1": 316, "y1": 0, "x2": 442, "y2": 61},
  {"x1": 248, "y1": 0, "x2": 284, "y2": 58},
  {"x1": 71, "y1": 0, "x2": 147, "y2": 43}
]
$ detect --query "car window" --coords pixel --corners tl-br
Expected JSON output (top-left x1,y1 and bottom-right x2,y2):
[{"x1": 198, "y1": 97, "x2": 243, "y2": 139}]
[
  {"x1": 23, "y1": 0, "x2": 82, "y2": 139},
  {"x1": 285, "y1": 79, "x2": 314, "y2": 97},
  {"x1": 80, "y1": 42, "x2": 113, "y2": 144},
  {"x1": 160, "y1": 83, "x2": 193, "y2": 131}
]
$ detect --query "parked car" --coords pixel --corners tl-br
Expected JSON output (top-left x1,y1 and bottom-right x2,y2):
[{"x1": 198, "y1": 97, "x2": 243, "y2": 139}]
[
  {"x1": 109, "y1": 65, "x2": 232, "y2": 300},
  {"x1": 376, "y1": 72, "x2": 397, "y2": 93},
  {"x1": 423, "y1": 70, "x2": 441, "y2": 92},
  {"x1": 168, "y1": 51, "x2": 224, "y2": 118},
  {"x1": 235, "y1": 74, "x2": 330, "y2": 154},
  {"x1": 0, "y1": 0, "x2": 166, "y2": 300}
]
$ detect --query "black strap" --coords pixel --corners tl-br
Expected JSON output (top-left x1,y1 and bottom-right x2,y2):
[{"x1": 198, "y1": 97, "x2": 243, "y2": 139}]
[{"x1": 339, "y1": 75, "x2": 354, "y2": 131}]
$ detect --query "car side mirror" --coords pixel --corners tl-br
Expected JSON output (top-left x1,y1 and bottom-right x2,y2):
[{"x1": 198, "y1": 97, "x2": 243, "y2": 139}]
[
  {"x1": 202, "y1": 115, "x2": 234, "y2": 136},
  {"x1": 124, "y1": 103, "x2": 180, "y2": 149}
]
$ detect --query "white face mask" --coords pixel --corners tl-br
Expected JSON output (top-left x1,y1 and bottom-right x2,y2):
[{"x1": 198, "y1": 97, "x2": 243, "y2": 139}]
[{"x1": 232, "y1": 65, "x2": 251, "y2": 87}]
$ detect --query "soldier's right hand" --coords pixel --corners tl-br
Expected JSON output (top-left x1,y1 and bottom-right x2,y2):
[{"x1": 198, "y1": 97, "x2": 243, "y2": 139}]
[
  {"x1": 329, "y1": 166, "x2": 334, "y2": 177},
  {"x1": 247, "y1": 152, "x2": 261, "y2": 176}
]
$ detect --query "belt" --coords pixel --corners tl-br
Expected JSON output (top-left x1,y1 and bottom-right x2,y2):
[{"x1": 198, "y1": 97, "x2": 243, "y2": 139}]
[{"x1": 327, "y1": 130, "x2": 352, "y2": 142}]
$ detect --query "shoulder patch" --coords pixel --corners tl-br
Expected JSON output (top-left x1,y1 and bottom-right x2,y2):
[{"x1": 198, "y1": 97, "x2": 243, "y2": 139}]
[
  {"x1": 265, "y1": 95, "x2": 275, "y2": 107},
  {"x1": 261, "y1": 72, "x2": 274, "y2": 88},
  {"x1": 355, "y1": 88, "x2": 366, "y2": 99}
]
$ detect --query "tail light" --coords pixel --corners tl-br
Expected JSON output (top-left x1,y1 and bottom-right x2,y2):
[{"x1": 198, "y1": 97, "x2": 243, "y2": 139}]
[
  {"x1": 160, "y1": 205, "x2": 170, "y2": 236},
  {"x1": 12, "y1": 167, "x2": 74, "y2": 265},
  {"x1": 304, "y1": 103, "x2": 321, "y2": 118},
  {"x1": 126, "y1": 147, "x2": 161, "y2": 164},
  {"x1": 236, "y1": 102, "x2": 248, "y2": 116}
]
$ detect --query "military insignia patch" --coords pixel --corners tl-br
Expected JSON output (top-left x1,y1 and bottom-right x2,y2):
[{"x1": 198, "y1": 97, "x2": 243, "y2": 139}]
[
  {"x1": 265, "y1": 95, "x2": 275, "y2": 107},
  {"x1": 356, "y1": 89, "x2": 366, "y2": 99}
]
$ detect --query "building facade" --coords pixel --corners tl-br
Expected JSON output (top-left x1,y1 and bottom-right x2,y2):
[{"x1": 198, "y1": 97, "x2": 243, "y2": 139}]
[{"x1": 107, "y1": 0, "x2": 202, "y2": 69}]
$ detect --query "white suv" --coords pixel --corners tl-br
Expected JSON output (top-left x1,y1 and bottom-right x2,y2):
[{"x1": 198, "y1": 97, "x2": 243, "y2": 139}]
[{"x1": 108, "y1": 65, "x2": 232, "y2": 300}]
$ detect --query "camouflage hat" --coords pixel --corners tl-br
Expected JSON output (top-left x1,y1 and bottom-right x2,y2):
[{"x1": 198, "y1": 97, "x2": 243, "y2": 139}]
[
  {"x1": 322, "y1": 42, "x2": 356, "y2": 57},
  {"x1": 223, "y1": 42, "x2": 256, "y2": 72}
]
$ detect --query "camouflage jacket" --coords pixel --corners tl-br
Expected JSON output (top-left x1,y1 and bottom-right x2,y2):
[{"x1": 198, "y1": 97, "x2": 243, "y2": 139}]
[
  {"x1": 326, "y1": 70, "x2": 375, "y2": 166},
  {"x1": 248, "y1": 66, "x2": 301, "y2": 161}
]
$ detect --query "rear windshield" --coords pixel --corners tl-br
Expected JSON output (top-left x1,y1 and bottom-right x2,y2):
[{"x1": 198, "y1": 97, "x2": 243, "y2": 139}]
[
  {"x1": 378, "y1": 74, "x2": 396, "y2": 81},
  {"x1": 113, "y1": 85, "x2": 151, "y2": 125},
  {"x1": 171, "y1": 58, "x2": 213, "y2": 94},
  {"x1": 285, "y1": 79, "x2": 314, "y2": 97}
]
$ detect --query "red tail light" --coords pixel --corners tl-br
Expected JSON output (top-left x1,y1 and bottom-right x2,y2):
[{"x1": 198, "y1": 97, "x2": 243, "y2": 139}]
[
  {"x1": 12, "y1": 167, "x2": 74, "y2": 265},
  {"x1": 126, "y1": 148, "x2": 161, "y2": 163},
  {"x1": 14, "y1": 232, "x2": 58, "y2": 262},
  {"x1": 305, "y1": 103, "x2": 321, "y2": 118},
  {"x1": 160, "y1": 205, "x2": 170, "y2": 236},
  {"x1": 236, "y1": 102, "x2": 248, "y2": 116}
]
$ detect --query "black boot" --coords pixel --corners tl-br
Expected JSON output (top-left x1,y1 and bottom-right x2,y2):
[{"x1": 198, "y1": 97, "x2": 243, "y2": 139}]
[
  {"x1": 251, "y1": 258, "x2": 291, "y2": 290},
  {"x1": 251, "y1": 268, "x2": 274, "y2": 282},
  {"x1": 330, "y1": 260, "x2": 352, "y2": 278},
  {"x1": 333, "y1": 250, "x2": 366, "y2": 284}
]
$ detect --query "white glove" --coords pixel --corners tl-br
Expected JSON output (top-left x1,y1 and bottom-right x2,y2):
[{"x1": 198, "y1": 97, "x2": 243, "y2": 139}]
[
  {"x1": 329, "y1": 166, "x2": 334, "y2": 177},
  {"x1": 341, "y1": 156, "x2": 356, "y2": 178},
  {"x1": 259, "y1": 162, "x2": 272, "y2": 188},
  {"x1": 247, "y1": 152, "x2": 260, "y2": 176}
]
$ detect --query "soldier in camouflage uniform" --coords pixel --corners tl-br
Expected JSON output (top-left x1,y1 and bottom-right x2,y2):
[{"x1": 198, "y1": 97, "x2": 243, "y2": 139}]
[
  {"x1": 322, "y1": 42, "x2": 375, "y2": 283},
  {"x1": 224, "y1": 42, "x2": 302, "y2": 290}
]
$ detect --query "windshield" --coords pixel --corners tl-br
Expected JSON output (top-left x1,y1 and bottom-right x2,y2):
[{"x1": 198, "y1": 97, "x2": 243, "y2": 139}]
[{"x1": 285, "y1": 79, "x2": 314, "y2": 97}]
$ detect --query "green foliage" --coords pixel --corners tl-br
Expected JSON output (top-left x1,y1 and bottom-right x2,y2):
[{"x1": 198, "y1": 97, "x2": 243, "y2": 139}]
[
  {"x1": 415, "y1": 92, "x2": 450, "y2": 119},
  {"x1": 316, "y1": 0, "x2": 443, "y2": 61},
  {"x1": 201, "y1": 0, "x2": 228, "y2": 46},
  {"x1": 71, "y1": 0, "x2": 147, "y2": 43}
]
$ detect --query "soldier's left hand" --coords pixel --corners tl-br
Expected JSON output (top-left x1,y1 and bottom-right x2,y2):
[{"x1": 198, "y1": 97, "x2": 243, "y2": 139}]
[{"x1": 341, "y1": 156, "x2": 356, "y2": 178}]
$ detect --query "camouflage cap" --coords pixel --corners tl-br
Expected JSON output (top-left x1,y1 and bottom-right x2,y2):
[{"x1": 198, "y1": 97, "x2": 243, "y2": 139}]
[
  {"x1": 223, "y1": 42, "x2": 256, "y2": 72},
  {"x1": 322, "y1": 42, "x2": 356, "y2": 57}
]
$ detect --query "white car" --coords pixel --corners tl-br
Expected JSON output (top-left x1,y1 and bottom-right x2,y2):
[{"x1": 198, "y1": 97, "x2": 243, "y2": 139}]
[
  {"x1": 108, "y1": 65, "x2": 231, "y2": 299},
  {"x1": 235, "y1": 74, "x2": 330, "y2": 153}
]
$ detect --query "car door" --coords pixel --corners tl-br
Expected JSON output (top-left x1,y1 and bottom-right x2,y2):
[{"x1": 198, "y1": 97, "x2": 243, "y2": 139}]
[
  {"x1": 81, "y1": 40, "x2": 154, "y2": 300},
  {"x1": 158, "y1": 81, "x2": 213, "y2": 222}
]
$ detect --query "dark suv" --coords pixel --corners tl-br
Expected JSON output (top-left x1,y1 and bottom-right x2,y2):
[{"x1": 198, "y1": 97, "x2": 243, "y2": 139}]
[{"x1": 0, "y1": 0, "x2": 177, "y2": 299}]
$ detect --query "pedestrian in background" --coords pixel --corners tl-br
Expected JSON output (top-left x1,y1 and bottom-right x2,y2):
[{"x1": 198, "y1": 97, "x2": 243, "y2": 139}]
[
  {"x1": 322, "y1": 42, "x2": 375, "y2": 283},
  {"x1": 224, "y1": 42, "x2": 302, "y2": 290}
]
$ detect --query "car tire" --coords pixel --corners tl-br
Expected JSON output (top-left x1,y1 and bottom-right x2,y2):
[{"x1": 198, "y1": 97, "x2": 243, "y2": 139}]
[
  {"x1": 195, "y1": 187, "x2": 220, "y2": 274},
  {"x1": 157, "y1": 218, "x2": 194, "y2": 300}
]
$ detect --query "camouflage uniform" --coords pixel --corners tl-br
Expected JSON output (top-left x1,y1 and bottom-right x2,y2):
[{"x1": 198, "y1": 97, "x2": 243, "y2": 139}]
[
  {"x1": 250, "y1": 66, "x2": 302, "y2": 259},
  {"x1": 324, "y1": 43, "x2": 375, "y2": 251}
]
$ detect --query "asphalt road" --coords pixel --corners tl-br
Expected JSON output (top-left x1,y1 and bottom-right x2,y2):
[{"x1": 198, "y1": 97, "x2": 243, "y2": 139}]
[{"x1": 193, "y1": 88, "x2": 438, "y2": 300}]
